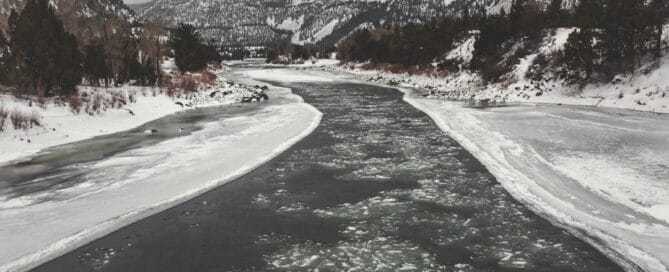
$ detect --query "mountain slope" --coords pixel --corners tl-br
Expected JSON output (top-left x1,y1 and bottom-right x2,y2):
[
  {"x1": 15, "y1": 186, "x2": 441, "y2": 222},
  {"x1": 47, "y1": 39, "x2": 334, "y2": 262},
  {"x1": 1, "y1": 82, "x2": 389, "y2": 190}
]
[
  {"x1": 0, "y1": 0, "x2": 137, "y2": 36},
  {"x1": 135, "y1": 0, "x2": 577, "y2": 46}
]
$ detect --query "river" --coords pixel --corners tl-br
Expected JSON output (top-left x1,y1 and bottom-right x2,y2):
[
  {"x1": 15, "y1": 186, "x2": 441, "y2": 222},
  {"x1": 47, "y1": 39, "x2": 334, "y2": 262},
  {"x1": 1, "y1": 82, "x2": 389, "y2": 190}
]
[{"x1": 30, "y1": 78, "x2": 622, "y2": 271}]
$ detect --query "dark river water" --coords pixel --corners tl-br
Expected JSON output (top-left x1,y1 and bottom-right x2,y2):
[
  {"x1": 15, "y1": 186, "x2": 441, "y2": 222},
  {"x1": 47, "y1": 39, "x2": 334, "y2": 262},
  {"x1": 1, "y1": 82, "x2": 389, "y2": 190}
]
[{"x1": 33, "y1": 81, "x2": 622, "y2": 272}]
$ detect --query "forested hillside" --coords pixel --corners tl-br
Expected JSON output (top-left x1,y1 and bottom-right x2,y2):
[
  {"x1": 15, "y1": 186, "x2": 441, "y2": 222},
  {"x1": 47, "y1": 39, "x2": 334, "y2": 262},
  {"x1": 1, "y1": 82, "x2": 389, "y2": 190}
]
[
  {"x1": 338, "y1": 0, "x2": 669, "y2": 100},
  {"x1": 135, "y1": 0, "x2": 578, "y2": 46}
]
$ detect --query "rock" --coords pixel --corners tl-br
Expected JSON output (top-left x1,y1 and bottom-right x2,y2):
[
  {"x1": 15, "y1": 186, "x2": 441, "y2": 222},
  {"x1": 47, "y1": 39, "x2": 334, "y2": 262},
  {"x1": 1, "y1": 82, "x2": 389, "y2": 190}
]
[
  {"x1": 175, "y1": 102, "x2": 184, "y2": 107},
  {"x1": 144, "y1": 129, "x2": 158, "y2": 134}
]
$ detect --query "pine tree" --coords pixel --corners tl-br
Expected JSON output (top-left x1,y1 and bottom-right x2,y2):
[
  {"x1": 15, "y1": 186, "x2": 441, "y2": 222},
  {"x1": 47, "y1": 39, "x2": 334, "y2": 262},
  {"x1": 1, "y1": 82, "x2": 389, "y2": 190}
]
[
  {"x1": 10, "y1": 0, "x2": 81, "y2": 97},
  {"x1": 547, "y1": 0, "x2": 564, "y2": 27},
  {"x1": 562, "y1": 29, "x2": 596, "y2": 83},
  {"x1": 575, "y1": 0, "x2": 604, "y2": 28},
  {"x1": 602, "y1": 0, "x2": 648, "y2": 73},
  {"x1": 83, "y1": 43, "x2": 106, "y2": 86},
  {"x1": 0, "y1": 33, "x2": 10, "y2": 84},
  {"x1": 169, "y1": 24, "x2": 215, "y2": 73},
  {"x1": 462, "y1": 3, "x2": 470, "y2": 29},
  {"x1": 509, "y1": 0, "x2": 525, "y2": 36},
  {"x1": 649, "y1": 0, "x2": 667, "y2": 58}
]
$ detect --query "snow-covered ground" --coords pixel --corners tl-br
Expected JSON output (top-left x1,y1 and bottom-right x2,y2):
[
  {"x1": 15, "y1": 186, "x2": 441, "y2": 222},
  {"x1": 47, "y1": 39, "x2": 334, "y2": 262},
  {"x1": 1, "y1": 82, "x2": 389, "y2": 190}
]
[
  {"x1": 0, "y1": 70, "x2": 255, "y2": 166},
  {"x1": 240, "y1": 67, "x2": 669, "y2": 271},
  {"x1": 329, "y1": 28, "x2": 669, "y2": 114},
  {"x1": 402, "y1": 93, "x2": 669, "y2": 272},
  {"x1": 0, "y1": 80, "x2": 322, "y2": 272}
]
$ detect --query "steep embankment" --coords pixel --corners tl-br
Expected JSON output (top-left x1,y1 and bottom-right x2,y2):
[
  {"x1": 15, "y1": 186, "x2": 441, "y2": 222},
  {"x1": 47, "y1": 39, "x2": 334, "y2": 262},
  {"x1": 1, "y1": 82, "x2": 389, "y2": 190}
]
[{"x1": 336, "y1": 27, "x2": 669, "y2": 114}]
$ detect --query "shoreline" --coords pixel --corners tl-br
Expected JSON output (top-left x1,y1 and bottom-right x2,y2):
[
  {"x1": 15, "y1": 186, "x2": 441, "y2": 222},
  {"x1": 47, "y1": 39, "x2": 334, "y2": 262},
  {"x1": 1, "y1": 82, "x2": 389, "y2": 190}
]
[
  {"x1": 321, "y1": 62, "x2": 669, "y2": 115},
  {"x1": 399, "y1": 88, "x2": 668, "y2": 272},
  {"x1": 0, "y1": 74, "x2": 257, "y2": 167},
  {"x1": 240, "y1": 66, "x2": 669, "y2": 272},
  {"x1": 0, "y1": 82, "x2": 323, "y2": 272}
]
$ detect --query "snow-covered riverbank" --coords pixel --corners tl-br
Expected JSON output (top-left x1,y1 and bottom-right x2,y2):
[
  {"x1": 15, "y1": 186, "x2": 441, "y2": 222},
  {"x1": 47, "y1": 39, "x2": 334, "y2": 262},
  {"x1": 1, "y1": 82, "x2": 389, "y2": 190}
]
[
  {"x1": 401, "y1": 92, "x2": 669, "y2": 272},
  {"x1": 0, "y1": 81, "x2": 322, "y2": 272},
  {"x1": 325, "y1": 27, "x2": 669, "y2": 114},
  {"x1": 0, "y1": 73, "x2": 259, "y2": 166},
  {"x1": 242, "y1": 67, "x2": 669, "y2": 271}
]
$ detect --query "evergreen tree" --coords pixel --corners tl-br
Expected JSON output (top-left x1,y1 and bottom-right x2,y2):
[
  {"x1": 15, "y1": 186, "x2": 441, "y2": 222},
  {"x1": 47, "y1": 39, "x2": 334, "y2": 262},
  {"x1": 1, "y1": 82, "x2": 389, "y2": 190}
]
[
  {"x1": 601, "y1": 0, "x2": 648, "y2": 73},
  {"x1": 0, "y1": 33, "x2": 10, "y2": 84},
  {"x1": 562, "y1": 29, "x2": 596, "y2": 82},
  {"x1": 9, "y1": 0, "x2": 81, "y2": 97},
  {"x1": 168, "y1": 24, "x2": 219, "y2": 73},
  {"x1": 462, "y1": 4, "x2": 470, "y2": 29},
  {"x1": 547, "y1": 0, "x2": 564, "y2": 27},
  {"x1": 509, "y1": 0, "x2": 526, "y2": 36},
  {"x1": 575, "y1": 0, "x2": 604, "y2": 28},
  {"x1": 83, "y1": 43, "x2": 107, "y2": 86},
  {"x1": 649, "y1": 0, "x2": 667, "y2": 58}
]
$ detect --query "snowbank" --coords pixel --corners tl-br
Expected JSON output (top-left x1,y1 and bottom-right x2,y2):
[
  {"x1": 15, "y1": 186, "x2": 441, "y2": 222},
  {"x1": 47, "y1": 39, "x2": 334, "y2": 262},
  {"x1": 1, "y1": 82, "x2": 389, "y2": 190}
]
[
  {"x1": 0, "y1": 83, "x2": 322, "y2": 272},
  {"x1": 328, "y1": 28, "x2": 669, "y2": 114},
  {"x1": 0, "y1": 74, "x2": 255, "y2": 166},
  {"x1": 401, "y1": 90, "x2": 669, "y2": 272}
]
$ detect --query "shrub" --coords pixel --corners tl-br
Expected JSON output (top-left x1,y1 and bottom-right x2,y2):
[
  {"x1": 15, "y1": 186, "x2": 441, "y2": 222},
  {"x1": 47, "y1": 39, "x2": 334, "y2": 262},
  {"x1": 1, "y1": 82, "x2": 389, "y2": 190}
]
[
  {"x1": 9, "y1": 108, "x2": 41, "y2": 129},
  {"x1": 86, "y1": 93, "x2": 103, "y2": 115},
  {"x1": 69, "y1": 94, "x2": 82, "y2": 113},
  {"x1": 129, "y1": 92, "x2": 137, "y2": 103},
  {"x1": 0, "y1": 103, "x2": 8, "y2": 131},
  {"x1": 181, "y1": 77, "x2": 197, "y2": 93},
  {"x1": 200, "y1": 71, "x2": 217, "y2": 86}
]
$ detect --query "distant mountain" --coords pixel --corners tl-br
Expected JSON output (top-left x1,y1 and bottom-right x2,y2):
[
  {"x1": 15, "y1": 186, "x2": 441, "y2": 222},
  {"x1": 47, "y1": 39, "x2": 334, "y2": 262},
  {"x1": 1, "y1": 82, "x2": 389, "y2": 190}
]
[
  {"x1": 0, "y1": 0, "x2": 138, "y2": 36},
  {"x1": 135, "y1": 0, "x2": 578, "y2": 46}
]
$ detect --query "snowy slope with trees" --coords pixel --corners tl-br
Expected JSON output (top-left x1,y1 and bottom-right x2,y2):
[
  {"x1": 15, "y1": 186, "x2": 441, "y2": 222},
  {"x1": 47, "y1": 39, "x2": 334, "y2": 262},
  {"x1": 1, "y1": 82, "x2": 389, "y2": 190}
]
[{"x1": 134, "y1": 0, "x2": 577, "y2": 46}]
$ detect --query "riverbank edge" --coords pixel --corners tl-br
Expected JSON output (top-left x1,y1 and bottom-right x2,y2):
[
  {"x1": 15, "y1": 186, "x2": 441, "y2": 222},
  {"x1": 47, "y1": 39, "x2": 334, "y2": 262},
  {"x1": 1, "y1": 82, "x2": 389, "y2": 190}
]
[
  {"x1": 315, "y1": 64, "x2": 665, "y2": 272},
  {"x1": 397, "y1": 88, "x2": 651, "y2": 272},
  {"x1": 0, "y1": 86, "x2": 323, "y2": 272}
]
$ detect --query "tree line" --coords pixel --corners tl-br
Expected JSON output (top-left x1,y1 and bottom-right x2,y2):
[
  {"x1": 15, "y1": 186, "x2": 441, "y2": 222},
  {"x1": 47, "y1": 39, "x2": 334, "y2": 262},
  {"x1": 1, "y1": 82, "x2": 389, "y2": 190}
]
[
  {"x1": 337, "y1": 0, "x2": 668, "y2": 84},
  {"x1": 0, "y1": 0, "x2": 222, "y2": 98}
]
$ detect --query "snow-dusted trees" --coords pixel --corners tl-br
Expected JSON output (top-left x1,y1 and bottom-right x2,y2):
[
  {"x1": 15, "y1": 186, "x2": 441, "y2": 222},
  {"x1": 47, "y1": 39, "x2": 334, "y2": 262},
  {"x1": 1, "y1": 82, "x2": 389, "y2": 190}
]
[
  {"x1": 7, "y1": 0, "x2": 81, "y2": 97},
  {"x1": 337, "y1": 18, "x2": 467, "y2": 66},
  {"x1": 168, "y1": 24, "x2": 221, "y2": 73},
  {"x1": 0, "y1": 0, "x2": 164, "y2": 97},
  {"x1": 561, "y1": 29, "x2": 596, "y2": 83},
  {"x1": 562, "y1": 0, "x2": 666, "y2": 80}
]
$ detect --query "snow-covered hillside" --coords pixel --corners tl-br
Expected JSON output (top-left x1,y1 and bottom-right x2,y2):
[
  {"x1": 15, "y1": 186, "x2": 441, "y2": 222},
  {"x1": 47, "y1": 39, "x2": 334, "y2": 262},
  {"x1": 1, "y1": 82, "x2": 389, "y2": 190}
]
[
  {"x1": 335, "y1": 27, "x2": 669, "y2": 114},
  {"x1": 134, "y1": 0, "x2": 578, "y2": 46},
  {"x1": 0, "y1": 0, "x2": 137, "y2": 34}
]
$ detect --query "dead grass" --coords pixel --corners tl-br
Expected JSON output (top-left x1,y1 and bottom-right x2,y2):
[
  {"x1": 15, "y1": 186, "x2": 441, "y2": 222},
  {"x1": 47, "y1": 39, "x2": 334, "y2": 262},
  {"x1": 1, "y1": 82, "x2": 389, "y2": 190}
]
[
  {"x1": 0, "y1": 103, "x2": 8, "y2": 131},
  {"x1": 9, "y1": 108, "x2": 41, "y2": 130},
  {"x1": 69, "y1": 95, "x2": 82, "y2": 113}
]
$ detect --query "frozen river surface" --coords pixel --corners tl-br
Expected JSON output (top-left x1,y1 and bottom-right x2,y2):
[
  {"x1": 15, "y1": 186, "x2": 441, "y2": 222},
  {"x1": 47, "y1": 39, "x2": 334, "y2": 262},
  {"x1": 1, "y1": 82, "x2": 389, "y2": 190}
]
[{"x1": 34, "y1": 80, "x2": 623, "y2": 271}]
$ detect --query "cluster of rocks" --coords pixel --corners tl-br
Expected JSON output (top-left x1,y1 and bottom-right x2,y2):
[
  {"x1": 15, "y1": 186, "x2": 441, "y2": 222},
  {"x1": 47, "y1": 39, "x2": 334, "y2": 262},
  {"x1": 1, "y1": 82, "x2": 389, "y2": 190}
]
[{"x1": 241, "y1": 85, "x2": 270, "y2": 103}]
